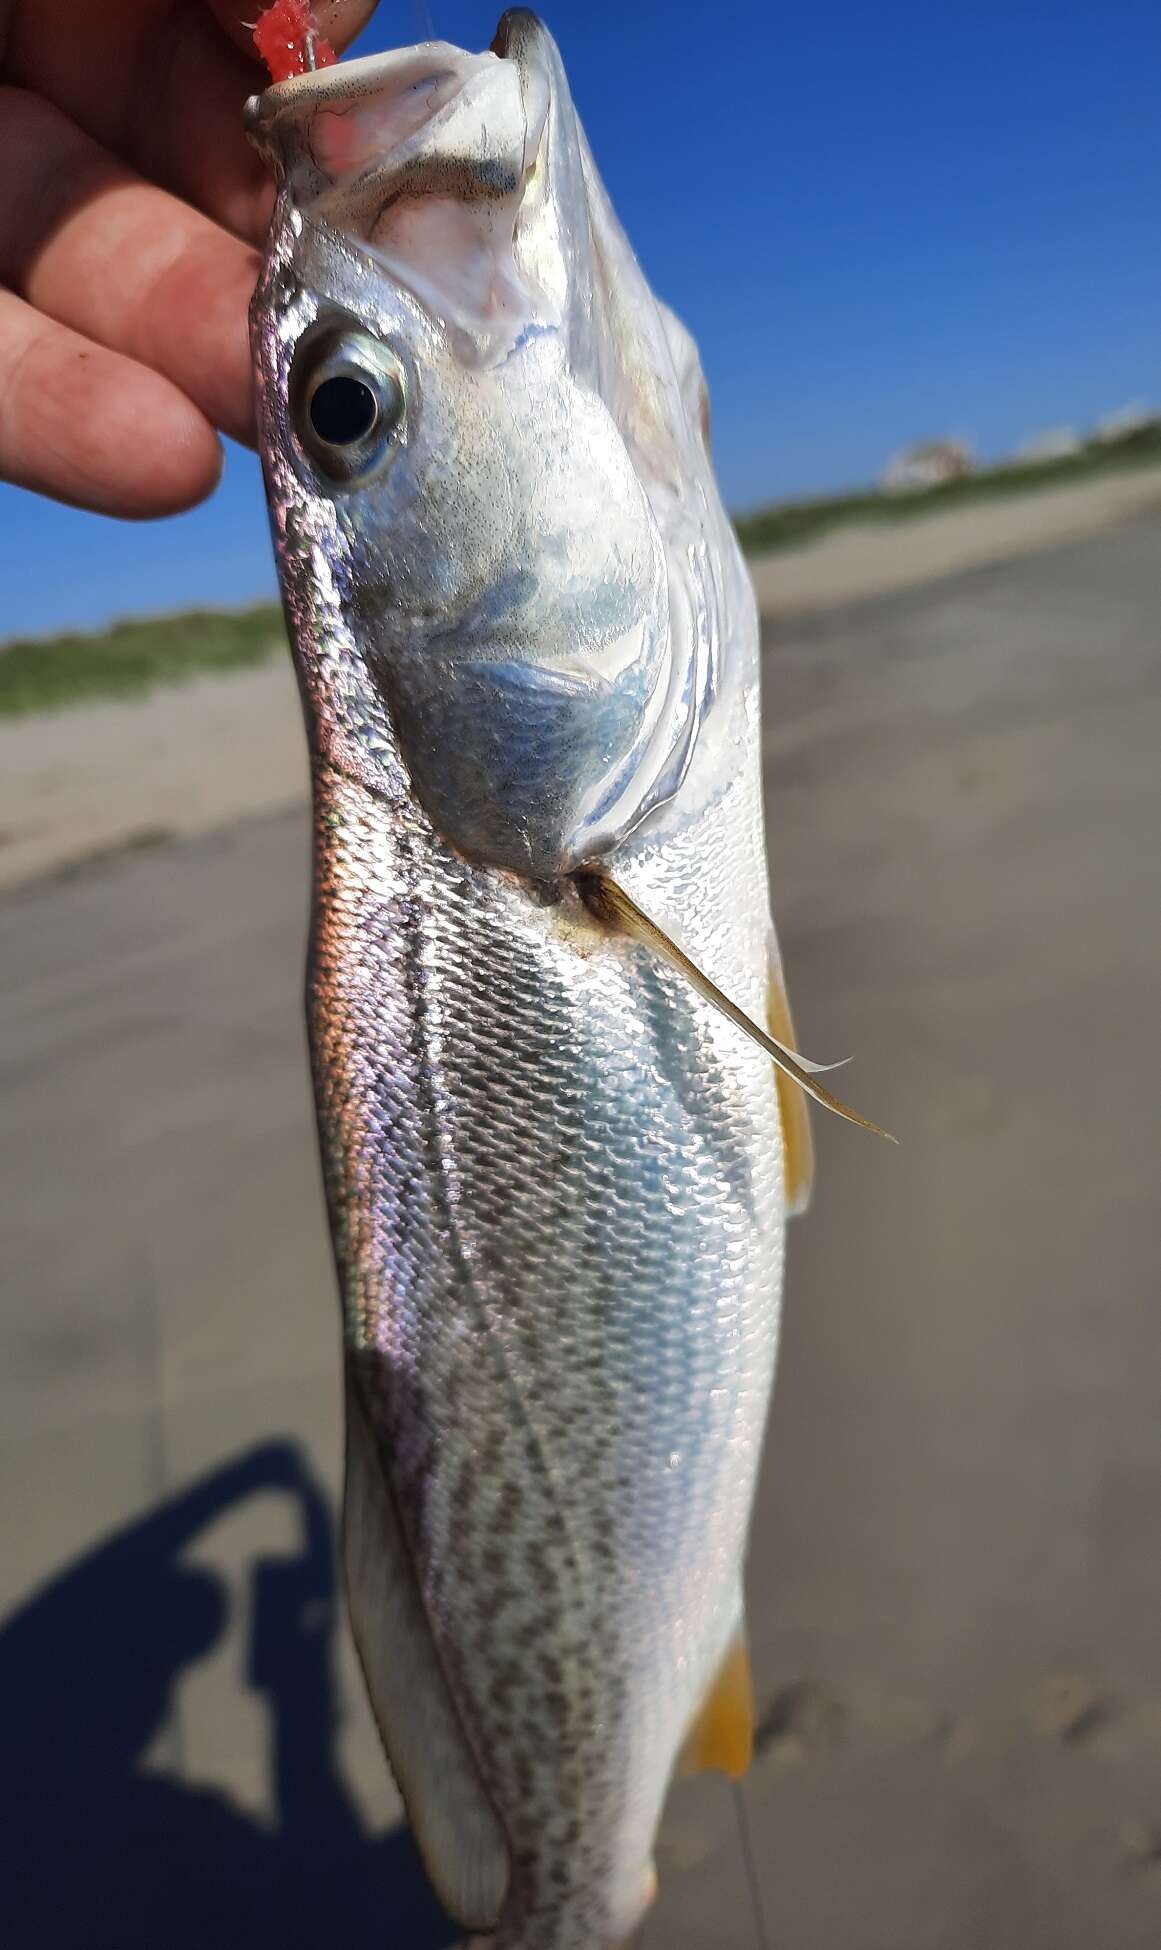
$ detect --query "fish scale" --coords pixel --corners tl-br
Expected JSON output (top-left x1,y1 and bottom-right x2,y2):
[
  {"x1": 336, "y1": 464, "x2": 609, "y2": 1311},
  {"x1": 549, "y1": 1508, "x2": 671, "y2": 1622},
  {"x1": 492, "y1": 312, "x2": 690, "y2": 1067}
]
[
  {"x1": 249, "y1": 13, "x2": 791, "y2": 1945},
  {"x1": 307, "y1": 759, "x2": 781, "y2": 1948}
]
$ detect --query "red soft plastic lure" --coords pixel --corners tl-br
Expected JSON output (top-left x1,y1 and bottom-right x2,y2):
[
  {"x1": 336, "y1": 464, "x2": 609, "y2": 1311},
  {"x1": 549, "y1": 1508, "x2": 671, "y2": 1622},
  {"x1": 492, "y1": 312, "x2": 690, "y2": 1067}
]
[{"x1": 253, "y1": 0, "x2": 337, "y2": 83}]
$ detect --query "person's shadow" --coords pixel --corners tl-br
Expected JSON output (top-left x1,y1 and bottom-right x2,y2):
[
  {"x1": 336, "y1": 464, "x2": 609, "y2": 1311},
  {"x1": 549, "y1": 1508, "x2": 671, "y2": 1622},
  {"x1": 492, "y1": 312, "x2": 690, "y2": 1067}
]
[{"x1": 0, "y1": 1441, "x2": 458, "y2": 1949}]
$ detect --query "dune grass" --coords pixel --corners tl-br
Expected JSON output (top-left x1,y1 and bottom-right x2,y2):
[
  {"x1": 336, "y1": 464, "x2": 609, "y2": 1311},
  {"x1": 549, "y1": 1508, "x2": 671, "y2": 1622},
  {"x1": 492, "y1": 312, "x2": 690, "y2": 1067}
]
[
  {"x1": 733, "y1": 424, "x2": 1161, "y2": 556},
  {"x1": 0, "y1": 604, "x2": 287, "y2": 719}
]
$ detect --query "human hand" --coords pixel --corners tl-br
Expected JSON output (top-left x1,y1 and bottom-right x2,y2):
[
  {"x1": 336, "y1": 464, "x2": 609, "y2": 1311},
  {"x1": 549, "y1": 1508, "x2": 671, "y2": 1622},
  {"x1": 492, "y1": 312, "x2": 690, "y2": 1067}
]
[{"x1": 0, "y1": 2, "x2": 377, "y2": 518}]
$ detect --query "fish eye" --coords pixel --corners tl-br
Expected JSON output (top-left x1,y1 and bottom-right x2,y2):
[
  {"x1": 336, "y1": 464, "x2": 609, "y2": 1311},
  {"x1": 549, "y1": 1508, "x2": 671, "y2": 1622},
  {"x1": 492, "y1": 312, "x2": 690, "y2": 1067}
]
[
  {"x1": 290, "y1": 325, "x2": 405, "y2": 486},
  {"x1": 309, "y1": 374, "x2": 380, "y2": 446}
]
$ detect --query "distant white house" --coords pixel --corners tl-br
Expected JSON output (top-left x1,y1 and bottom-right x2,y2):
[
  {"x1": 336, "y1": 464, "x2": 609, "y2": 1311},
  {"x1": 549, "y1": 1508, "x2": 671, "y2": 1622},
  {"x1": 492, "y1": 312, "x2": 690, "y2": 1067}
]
[
  {"x1": 1015, "y1": 426, "x2": 1081, "y2": 464},
  {"x1": 1091, "y1": 402, "x2": 1159, "y2": 446},
  {"x1": 881, "y1": 438, "x2": 975, "y2": 494}
]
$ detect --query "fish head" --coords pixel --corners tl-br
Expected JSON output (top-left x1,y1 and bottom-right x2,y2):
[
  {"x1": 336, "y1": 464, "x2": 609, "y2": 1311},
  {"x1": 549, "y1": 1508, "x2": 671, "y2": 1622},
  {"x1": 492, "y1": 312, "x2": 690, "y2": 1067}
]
[{"x1": 249, "y1": 12, "x2": 738, "y2": 879}]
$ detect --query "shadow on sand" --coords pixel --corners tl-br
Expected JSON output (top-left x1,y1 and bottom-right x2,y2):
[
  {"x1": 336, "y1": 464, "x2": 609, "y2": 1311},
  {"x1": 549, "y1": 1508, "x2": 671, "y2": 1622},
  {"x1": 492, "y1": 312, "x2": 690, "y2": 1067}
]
[{"x1": 1, "y1": 1441, "x2": 457, "y2": 1949}]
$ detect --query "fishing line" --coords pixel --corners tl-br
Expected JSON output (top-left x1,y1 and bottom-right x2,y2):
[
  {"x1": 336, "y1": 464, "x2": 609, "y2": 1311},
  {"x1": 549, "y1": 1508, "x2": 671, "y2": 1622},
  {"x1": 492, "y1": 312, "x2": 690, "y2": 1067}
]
[{"x1": 734, "y1": 1782, "x2": 773, "y2": 1950}]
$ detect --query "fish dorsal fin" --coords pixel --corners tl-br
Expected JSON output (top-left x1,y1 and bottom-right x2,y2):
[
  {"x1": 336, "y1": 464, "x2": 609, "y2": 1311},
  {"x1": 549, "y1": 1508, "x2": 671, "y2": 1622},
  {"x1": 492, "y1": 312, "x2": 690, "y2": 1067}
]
[
  {"x1": 768, "y1": 961, "x2": 815, "y2": 1217},
  {"x1": 579, "y1": 872, "x2": 897, "y2": 1144},
  {"x1": 679, "y1": 1631, "x2": 754, "y2": 1780}
]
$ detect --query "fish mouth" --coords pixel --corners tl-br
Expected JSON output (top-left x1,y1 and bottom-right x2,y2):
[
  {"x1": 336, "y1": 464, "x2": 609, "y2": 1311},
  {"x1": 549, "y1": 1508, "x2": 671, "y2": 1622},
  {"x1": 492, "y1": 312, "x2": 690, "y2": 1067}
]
[
  {"x1": 243, "y1": 10, "x2": 548, "y2": 133},
  {"x1": 244, "y1": 11, "x2": 570, "y2": 366},
  {"x1": 245, "y1": 44, "x2": 472, "y2": 133},
  {"x1": 490, "y1": 8, "x2": 550, "y2": 63}
]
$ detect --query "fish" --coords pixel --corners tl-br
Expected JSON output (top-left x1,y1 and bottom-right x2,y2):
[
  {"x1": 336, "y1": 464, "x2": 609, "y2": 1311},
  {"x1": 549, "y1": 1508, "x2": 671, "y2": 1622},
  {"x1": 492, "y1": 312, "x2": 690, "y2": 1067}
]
[{"x1": 247, "y1": 13, "x2": 885, "y2": 1946}]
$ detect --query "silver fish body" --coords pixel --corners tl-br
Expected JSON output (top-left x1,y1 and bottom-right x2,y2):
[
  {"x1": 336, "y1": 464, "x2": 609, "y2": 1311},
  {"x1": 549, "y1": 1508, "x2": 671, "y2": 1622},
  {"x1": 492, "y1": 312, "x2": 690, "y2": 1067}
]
[{"x1": 249, "y1": 15, "x2": 793, "y2": 1946}]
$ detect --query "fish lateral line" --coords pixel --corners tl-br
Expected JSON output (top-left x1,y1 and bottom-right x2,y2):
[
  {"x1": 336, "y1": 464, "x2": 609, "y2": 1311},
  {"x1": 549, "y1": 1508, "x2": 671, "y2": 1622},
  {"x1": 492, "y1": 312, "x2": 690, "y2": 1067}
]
[{"x1": 575, "y1": 870, "x2": 898, "y2": 1144}]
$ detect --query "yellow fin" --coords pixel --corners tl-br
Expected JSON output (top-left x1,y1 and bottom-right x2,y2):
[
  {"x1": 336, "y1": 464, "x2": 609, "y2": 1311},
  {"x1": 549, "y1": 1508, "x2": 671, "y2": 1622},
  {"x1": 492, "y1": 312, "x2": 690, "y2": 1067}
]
[
  {"x1": 679, "y1": 1633, "x2": 754, "y2": 1780},
  {"x1": 768, "y1": 969, "x2": 815, "y2": 1218}
]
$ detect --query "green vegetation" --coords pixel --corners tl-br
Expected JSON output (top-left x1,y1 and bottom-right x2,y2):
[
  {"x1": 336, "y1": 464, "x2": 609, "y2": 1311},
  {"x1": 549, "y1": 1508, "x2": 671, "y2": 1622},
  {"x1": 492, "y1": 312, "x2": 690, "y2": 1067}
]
[
  {"x1": 734, "y1": 422, "x2": 1161, "y2": 557},
  {"x1": 0, "y1": 603, "x2": 286, "y2": 719},
  {"x1": 3, "y1": 423, "x2": 1160, "y2": 719}
]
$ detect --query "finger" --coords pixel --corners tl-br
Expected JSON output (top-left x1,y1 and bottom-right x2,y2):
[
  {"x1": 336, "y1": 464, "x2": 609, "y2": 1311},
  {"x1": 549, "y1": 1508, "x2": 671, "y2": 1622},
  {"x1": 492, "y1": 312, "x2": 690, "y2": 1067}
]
[
  {"x1": 6, "y1": 4, "x2": 382, "y2": 247},
  {"x1": 5, "y1": 5, "x2": 274, "y2": 243},
  {"x1": 0, "y1": 291, "x2": 222, "y2": 518},
  {"x1": 206, "y1": 1, "x2": 383, "y2": 59},
  {"x1": 0, "y1": 87, "x2": 258, "y2": 447}
]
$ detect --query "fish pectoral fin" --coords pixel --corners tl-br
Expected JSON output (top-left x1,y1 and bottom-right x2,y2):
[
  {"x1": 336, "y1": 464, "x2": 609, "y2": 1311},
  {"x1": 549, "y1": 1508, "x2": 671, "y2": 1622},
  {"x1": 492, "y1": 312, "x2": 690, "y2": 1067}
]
[
  {"x1": 678, "y1": 1630, "x2": 754, "y2": 1780},
  {"x1": 578, "y1": 871, "x2": 897, "y2": 1144},
  {"x1": 344, "y1": 1370, "x2": 509, "y2": 1931},
  {"x1": 768, "y1": 960, "x2": 815, "y2": 1218}
]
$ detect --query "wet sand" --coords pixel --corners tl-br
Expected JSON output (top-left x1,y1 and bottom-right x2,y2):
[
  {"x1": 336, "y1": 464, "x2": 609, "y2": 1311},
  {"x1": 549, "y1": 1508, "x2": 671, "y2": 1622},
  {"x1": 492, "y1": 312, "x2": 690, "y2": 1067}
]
[
  {"x1": 2, "y1": 508, "x2": 1160, "y2": 1946},
  {"x1": 702, "y1": 504, "x2": 1161, "y2": 1950}
]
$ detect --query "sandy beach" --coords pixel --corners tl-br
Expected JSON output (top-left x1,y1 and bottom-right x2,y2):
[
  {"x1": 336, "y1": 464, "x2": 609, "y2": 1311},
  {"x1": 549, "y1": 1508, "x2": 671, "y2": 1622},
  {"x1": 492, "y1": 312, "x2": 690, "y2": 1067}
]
[{"x1": 2, "y1": 487, "x2": 1160, "y2": 1947}]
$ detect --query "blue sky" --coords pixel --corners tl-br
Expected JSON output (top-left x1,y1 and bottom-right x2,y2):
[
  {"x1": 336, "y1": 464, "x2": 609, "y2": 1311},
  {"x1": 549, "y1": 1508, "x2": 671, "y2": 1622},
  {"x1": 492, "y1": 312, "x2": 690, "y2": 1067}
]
[{"x1": 4, "y1": 0, "x2": 1159, "y2": 638}]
